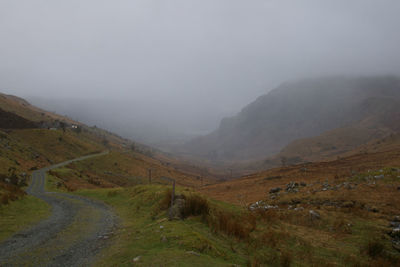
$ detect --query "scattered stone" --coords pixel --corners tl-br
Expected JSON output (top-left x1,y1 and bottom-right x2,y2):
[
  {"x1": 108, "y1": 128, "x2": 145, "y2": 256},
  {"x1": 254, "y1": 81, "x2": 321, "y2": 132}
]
[
  {"x1": 160, "y1": 225, "x2": 164, "y2": 229},
  {"x1": 269, "y1": 187, "x2": 282, "y2": 194},
  {"x1": 309, "y1": 210, "x2": 321, "y2": 220},
  {"x1": 133, "y1": 256, "x2": 141, "y2": 263},
  {"x1": 264, "y1": 205, "x2": 278, "y2": 210},
  {"x1": 161, "y1": 235, "x2": 167, "y2": 242},
  {"x1": 294, "y1": 207, "x2": 304, "y2": 211},
  {"x1": 374, "y1": 174, "x2": 384, "y2": 179},
  {"x1": 249, "y1": 201, "x2": 278, "y2": 211}
]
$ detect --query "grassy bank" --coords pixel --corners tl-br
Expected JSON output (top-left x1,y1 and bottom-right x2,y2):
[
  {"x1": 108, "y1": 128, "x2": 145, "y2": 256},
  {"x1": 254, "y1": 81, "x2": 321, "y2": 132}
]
[
  {"x1": 75, "y1": 185, "x2": 247, "y2": 266},
  {"x1": 0, "y1": 195, "x2": 50, "y2": 242}
]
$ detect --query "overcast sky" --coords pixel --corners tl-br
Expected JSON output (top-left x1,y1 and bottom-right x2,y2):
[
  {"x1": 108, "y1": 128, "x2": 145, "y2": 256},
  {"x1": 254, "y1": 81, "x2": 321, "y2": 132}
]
[{"x1": 1, "y1": 1, "x2": 400, "y2": 141}]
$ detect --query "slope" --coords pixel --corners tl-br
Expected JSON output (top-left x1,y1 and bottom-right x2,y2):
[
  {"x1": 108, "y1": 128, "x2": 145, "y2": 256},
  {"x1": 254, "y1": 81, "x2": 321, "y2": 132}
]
[{"x1": 181, "y1": 76, "x2": 400, "y2": 162}]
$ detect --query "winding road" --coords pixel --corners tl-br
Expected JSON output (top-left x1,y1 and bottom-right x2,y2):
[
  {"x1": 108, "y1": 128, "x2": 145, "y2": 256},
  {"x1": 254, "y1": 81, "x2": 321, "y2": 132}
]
[{"x1": 0, "y1": 152, "x2": 117, "y2": 267}]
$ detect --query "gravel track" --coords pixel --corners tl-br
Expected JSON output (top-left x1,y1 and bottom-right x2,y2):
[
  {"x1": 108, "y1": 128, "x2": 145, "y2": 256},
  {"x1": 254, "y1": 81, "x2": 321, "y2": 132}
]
[{"x1": 0, "y1": 152, "x2": 117, "y2": 267}]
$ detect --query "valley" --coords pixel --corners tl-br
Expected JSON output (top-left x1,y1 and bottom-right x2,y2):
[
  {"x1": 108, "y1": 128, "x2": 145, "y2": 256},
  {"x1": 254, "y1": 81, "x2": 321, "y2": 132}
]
[{"x1": 1, "y1": 77, "x2": 400, "y2": 266}]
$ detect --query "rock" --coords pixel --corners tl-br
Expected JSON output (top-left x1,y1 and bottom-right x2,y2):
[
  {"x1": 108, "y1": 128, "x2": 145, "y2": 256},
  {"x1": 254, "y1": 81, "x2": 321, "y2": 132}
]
[
  {"x1": 161, "y1": 235, "x2": 167, "y2": 242},
  {"x1": 186, "y1": 251, "x2": 200, "y2": 256},
  {"x1": 286, "y1": 182, "x2": 299, "y2": 193},
  {"x1": 169, "y1": 198, "x2": 186, "y2": 219},
  {"x1": 263, "y1": 205, "x2": 278, "y2": 210},
  {"x1": 160, "y1": 225, "x2": 164, "y2": 229},
  {"x1": 269, "y1": 187, "x2": 282, "y2": 194},
  {"x1": 370, "y1": 206, "x2": 379, "y2": 213},
  {"x1": 342, "y1": 201, "x2": 354, "y2": 208},
  {"x1": 374, "y1": 175, "x2": 384, "y2": 179},
  {"x1": 390, "y1": 228, "x2": 400, "y2": 238},
  {"x1": 309, "y1": 210, "x2": 321, "y2": 220},
  {"x1": 294, "y1": 207, "x2": 304, "y2": 211},
  {"x1": 133, "y1": 256, "x2": 141, "y2": 262},
  {"x1": 393, "y1": 241, "x2": 400, "y2": 252},
  {"x1": 390, "y1": 221, "x2": 400, "y2": 228}
]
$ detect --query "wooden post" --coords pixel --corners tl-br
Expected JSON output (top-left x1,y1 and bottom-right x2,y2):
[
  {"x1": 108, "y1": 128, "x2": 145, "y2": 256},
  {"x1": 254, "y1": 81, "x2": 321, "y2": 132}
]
[
  {"x1": 168, "y1": 179, "x2": 175, "y2": 220},
  {"x1": 148, "y1": 169, "x2": 152, "y2": 184}
]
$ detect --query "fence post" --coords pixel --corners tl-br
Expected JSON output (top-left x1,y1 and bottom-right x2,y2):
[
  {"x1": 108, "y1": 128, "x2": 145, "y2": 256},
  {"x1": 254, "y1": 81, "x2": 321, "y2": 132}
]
[
  {"x1": 169, "y1": 179, "x2": 175, "y2": 219},
  {"x1": 148, "y1": 169, "x2": 152, "y2": 184}
]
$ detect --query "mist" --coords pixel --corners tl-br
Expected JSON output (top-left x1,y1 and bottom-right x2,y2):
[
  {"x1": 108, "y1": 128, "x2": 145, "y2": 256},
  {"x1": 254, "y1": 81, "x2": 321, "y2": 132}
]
[{"x1": 1, "y1": 0, "x2": 400, "y2": 145}]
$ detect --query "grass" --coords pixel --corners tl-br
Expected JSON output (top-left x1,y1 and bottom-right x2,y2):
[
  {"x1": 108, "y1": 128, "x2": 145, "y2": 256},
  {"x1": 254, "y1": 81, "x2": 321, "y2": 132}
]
[
  {"x1": 74, "y1": 185, "x2": 248, "y2": 266},
  {"x1": 0, "y1": 195, "x2": 50, "y2": 242},
  {"x1": 66, "y1": 176, "x2": 400, "y2": 266}
]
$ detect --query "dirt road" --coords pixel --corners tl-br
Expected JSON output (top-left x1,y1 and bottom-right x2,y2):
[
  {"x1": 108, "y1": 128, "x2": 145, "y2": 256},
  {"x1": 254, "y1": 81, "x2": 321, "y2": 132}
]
[{"x1": 0, "y1": 152, "x2": 117, "y2": 266}]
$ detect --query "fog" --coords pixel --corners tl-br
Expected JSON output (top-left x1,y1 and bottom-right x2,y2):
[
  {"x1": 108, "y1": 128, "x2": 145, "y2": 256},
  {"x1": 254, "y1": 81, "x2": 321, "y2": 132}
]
[{"x1": 1, "y1": 0, "x2": 400, "y2": 145}]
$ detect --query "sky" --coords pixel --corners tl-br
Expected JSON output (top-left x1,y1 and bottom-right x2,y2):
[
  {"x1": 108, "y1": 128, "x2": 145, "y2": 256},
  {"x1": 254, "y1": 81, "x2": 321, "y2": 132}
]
[{"x1": 1, "y1": 0, "x2": 400, "y2": 143}]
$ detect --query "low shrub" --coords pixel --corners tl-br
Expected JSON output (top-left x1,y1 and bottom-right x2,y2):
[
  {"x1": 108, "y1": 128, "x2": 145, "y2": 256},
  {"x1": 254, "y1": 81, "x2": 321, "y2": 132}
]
[
  {"x1": 280, "y1": 251, "x2": 293, "y2": 267},
  {"x1": 107, "y1": 190, "x2": 118, "y2": 197},
  {"x1": 1, "y1": 194, "x2": 9, "y2": 205},
  {"x1": 362, "y1": 240, "x2": 385, "y2": 259},
  {"x1": 182, "y1": 194, "x2": 210, "y2": 218},
  {"x1": 208, "y1": 209, "x2": 256, "y2": 240},
  {"x1": 159, "y1": 188, "x2": 173, "y2": 210}
]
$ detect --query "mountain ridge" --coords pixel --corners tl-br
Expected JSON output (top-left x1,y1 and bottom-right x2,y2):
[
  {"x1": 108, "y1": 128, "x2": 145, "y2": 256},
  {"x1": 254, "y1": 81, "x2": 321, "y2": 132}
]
[{"x1": 181, "y1": 76, "x2": 400, "y2": 163}]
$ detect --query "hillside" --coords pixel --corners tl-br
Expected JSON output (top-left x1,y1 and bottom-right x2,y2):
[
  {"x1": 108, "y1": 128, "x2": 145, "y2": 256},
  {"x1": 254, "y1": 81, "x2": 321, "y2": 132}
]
[
  {"x1": 181, "y1": 76, "x2": 400, "y2": 163},
  {"x1": 0, "y1": 93, "x2": 209, "y2": 205},
  {"x1": 1, "y1": 92, "x2": 400, "y2": 266},
  {"x1": 199, "y1": 132, "x2": 400, "y2": 204}
]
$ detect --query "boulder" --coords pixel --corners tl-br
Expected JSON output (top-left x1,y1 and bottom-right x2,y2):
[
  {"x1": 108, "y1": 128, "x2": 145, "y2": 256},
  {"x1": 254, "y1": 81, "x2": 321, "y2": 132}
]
[
  {"x1": 169, "y1": 198, "x2": 186, "y2": 219},
  {"x1": 309, "y1": 210, "x2": 321, "y2": 220},
  {"x1": 269, "y1": 187, "x2": 282, "y2": 194}
]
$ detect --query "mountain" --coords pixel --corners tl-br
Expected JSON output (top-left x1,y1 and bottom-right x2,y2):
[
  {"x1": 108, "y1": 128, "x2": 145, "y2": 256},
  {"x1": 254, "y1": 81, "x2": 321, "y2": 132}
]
[{"x1": 181, "y1": 76, "x2": 400, "y2": 163}]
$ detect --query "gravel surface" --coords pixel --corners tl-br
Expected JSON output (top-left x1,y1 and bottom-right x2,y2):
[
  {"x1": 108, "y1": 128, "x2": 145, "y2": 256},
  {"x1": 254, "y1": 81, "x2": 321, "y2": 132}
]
[{"x1": 0, "y1": 152, "x2": 118, "y2": 267}]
